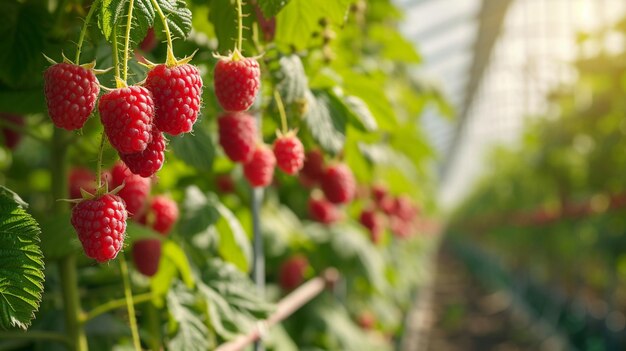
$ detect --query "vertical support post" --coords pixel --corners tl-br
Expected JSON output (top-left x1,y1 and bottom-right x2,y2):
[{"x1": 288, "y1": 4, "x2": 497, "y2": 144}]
[{"x1": 251, "y1": 108, "x2": 265, "y2": 351}]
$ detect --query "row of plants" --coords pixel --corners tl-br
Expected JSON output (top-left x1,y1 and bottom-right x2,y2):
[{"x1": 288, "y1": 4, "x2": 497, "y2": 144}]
[
  {"x1": 0, "y1": 0, "x2": 445, "y2": 349},
  {"x1": 447, "y1": 15, "x2": 626, "y2": 349}
]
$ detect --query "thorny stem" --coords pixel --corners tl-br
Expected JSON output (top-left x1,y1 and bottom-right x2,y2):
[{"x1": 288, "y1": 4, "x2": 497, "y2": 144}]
[
  {"x1": 119, "y1": 255, "x2": 142, "y2": 351},
  {"x1": 149, "y1": 0, "x2": 177, "y2": 66},
  {"x1": 273, "y1": 90, "x2": 288, "y2": 134},
  {"x1": 236, "y1": 0, "x2": 243, "y2": 52},
  {"x1": 83, "y1": 292, "x2": 154, "y2": 321},
  {"x1": 75, "y1": 0, "x2": 102, "y2": 63},
  {"x1": 122, "y1": 0, "x2": 136, "y2": 83},
  {"x1": 112, "y1": 27, "x2": 121, "y2": 86}
]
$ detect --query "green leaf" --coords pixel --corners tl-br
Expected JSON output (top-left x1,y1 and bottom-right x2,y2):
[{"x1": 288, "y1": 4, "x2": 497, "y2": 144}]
[
  {"x1": 38, "y1": 213, "x2": 80, "y2": 261},
  {"x1": 196, "y1": 259, "x2": 273, "y2": 340},
  {"x1": 302, "y1": 90, "x2": 346, "y2": 155},
  {"x1": 180, "y1": 186, "x2": 219, "y2": 236},
  {"x1": 150, "y1": 241, "x2": 194, "y2": 306},
  {"x1": 214, "y1": 200, "x2": 252, "y2": 273},
  {"x1": 154, "y1": 0, "x2": 192, "y2": 41},
  {"x1": 98, "y1": 0, "x2": 155, "y2": 50},
  {"x1": 0, "y1": 186, "x2": 44, "y2": 330},
  {"x1": 167, "y1": 283, "x2": 210, "y2": 351},
  {"x1": 0, "y1": 88, "x2": 46, "y2": 115},
  {"x1": 274, "y1": 0, "x2": 351, "y2": 50},
  {"x1": 367, "y1": 24, "x2": 421, "y2": 63},
  {"x1": 326, "y1": 89, "x2": 377, "y2": 132},
  {"x1": 126, "y1": 221, "x2": 164, "y2": 244},
  {"x1": 170, "y1": 127, "x2": 215, "y2": 172},
  {"x1": 258, "y1": 0, "x2": 291, "y2": 17},
  {"x1": 275, "y1": 55, "x2": 309, "y2": 105},
  {"x1": 0, "y1": 2, "x2": 48, "y2": 88}
]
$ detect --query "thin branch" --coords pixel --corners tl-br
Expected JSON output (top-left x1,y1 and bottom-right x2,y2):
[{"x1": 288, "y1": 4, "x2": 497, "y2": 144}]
[{"x1": 83, "y1": 292, "x2": 153, "y2": 322}]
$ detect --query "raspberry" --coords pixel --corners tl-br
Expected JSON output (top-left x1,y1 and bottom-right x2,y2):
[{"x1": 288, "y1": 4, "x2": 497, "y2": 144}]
[
  {"x1": 390, "y1": 216, "x2": 412, "y2": 239},
  {"x1": 214, "y1": 53, "x2": 260, "y2": 111},
  {"x1": 99, "y1": 86, "x2": 154, "y2": 154},
  {"x1": 218, "y1": 112, "x2": 257, "y2": 162},
  {"x1": 139, "y1": 28, "x2": 157, "y2": 52},
  {"x1": 243, "y1": 145, "x2": 276, "y2": 187},
  {"x1": 69, "y1": 167, "x2": 96, "y2": 199},
  {"x1": 300, "y1": 149, "x2": 325, "y2": 185},
  {"x1": 132, "y1": 239, "x2": 162, "y2": 277},
  {"x1": 308, "y1": 195, "x2": 340, "y2": 224},
  {"x1": 44, "y1": 63, "x2": 100, "y2": 130},
  {"x1": 119, "y1": 128, "x2": 166, "y2": 178},
  {"x1": 111, "y1": 162, "x2": 151, "y2": 217},
  {"x1": 393, "y1": 196, "x2": 418, "y2": 222},
  {"x1": 1, "y1": 113, "x2": 24, "y2": 150},
  {"x1": 137, "y1": 195, "x2": 178, "y2": 235},
  {"x1": 371, "y1": 184, "x2": 388, "y2": 205},
  {"x1": 273, "y1": 133, "x2": 304, "y2": 175},
  {"x1": 216, "y1": 174, "x2": 235, "y2": 193},
  {"x1": 359, "y1": 208, "x2": 384, "y2": 244},
  {"x1": 320, "y1": 163, "x2": 356, "y2": 204},
  {"x1": 279, "y1": 255, "x2": 308, "y2": 291},
  {"x1": 253, "y1": 4, "x2": 276, "y2": 41},
  {"x1": 357, "y1": 311, "x2": 376, "y2": 330},
  {"x1": 145, "y1": 64, "x2": 203, "y2": 135},
  {"x1": 71, "y1": 194, "x2": 127, "y2": 262}
]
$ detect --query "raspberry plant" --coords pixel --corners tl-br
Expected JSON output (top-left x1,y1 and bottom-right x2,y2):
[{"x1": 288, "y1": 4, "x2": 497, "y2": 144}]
[{"x1": 0, "y1": 0, "x2": 449, "y2": 350}]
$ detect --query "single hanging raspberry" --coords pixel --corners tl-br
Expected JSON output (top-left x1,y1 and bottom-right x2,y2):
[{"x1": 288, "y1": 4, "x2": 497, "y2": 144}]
[
  {"x1": 145, "y1": 64, "x2": 203, "y2": 135},
  {"x1": 119, "y1": 128, "x2": 166, "y2": 178},
  {"x1": 137, "y1": 195, "x2": 179, "y2": 235},
  {"x1": 243, "y1": 144, "x2": 276, "y2": 188},
  {"x1": 0, "y1": 113, "x2": 24, "y2": 150},
  {"x1": 371, "y1": 184, "x2": 388, "y2": 205},
  {"x1": 132, "y1": 239, "x2": 162, "y2": 277},
  {"x1": 279, "y1": 255, "x2": 309, "y2": 291},
  {"x1": 392, "y1": 195, "x2": 419, "y2": 222},
  {"x1": 320, "y1": 163, "x2": 356, "y2": 204},
  {"x1": 71, "y1": 194, "x2": 127, "y2": 262},
  {"x1": 359, "y1": 208, "x2": 384, "y2": 245},
  {"x1": 214, "y1": 51, "x2": 261, "y2": 111},
  {"x1": 300, "y1": 149, "x2": 325, "y2": 186},
  {"x1": 99, "y1": 86, "x2": 154, "y2": 154},
  {"x1": 218, "y1": 112, "x2": 257, "y2": 163},
  {"x1": 215, "y1": 173, "x2": 235, "y2": 193},
  {"x1": 44, "y1": 62, "x2": 100, "y2": 130},
  {"x1": 308, "y1": 194, "x2": 341, "y2": 224},
  {"x1": 110, "y1": 162, "x2": 151, "y2": 217},
  {"x1": 273, "y1": 132, "x2": 305, "y2": 175}
]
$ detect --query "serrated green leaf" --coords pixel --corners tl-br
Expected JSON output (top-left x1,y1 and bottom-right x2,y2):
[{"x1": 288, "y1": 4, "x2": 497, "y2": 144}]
[
  {"x1": 302, "y1": 90, "x2": 347, "y2": 155},
  {"x1": 275, "y1": 55, "x2": 309, "y2": 105},
  {"x1": 154, "y1": 0, "x2": 192, "y2": 41},
  {"x1": 208, "y1": 0, "x2": 254, "y2": 53},
  {"x1": 98, "y1": 0, "x2": 155, "y2": 51},
  {"x1": 0, "y1": 187, "x2": 44, "y2": 330},
  {"x1": 167, "y1": 283, "x2": 209, "y2": 351},
  {"x1": 274, "y1": 0, "x2": 351, "y2": 50},
  {"x1": 170, "y1": 127, "x2": 214, "y2": 172},
  {"x1": 213, "y1": 200, "x2": 251, "y2": 273},
  {"x1": 258, "y1": 0, "x2": 291, "y2": 17},
  {"x1": 326, "y1": 89, "x2": 377, "y2": 132}
]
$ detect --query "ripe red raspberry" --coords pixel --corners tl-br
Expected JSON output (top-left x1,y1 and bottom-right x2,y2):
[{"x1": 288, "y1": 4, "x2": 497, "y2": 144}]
[
  {"x1": 214, "y1": 53, "x2": 260, "y2": 111},
  {"x1": 218, "y1": 112, "x2": 257, "y2": 162},
  {"x1": 273, "y1": 133, "x2": 304, "y2": 175},
  {"x1": 132, "y1": 239, "x2": 162, "y2": 277},
  {"x1": 371, "y1": 184, "x2": 388, "y2": 205},
  {"x1": 279, "y1": 255, "x2": 309, "y2": 291},
  {"x1": 69, "y1": 167, "x2": 96, "y2": 199},
  {"x1": 145, "y1": 64, "x2": 203, "y2": 135},
  {"x1": 300, "y1": 149, "x2": 325, "y2": 186},
  {"x1": 71, "y1": 194, "x2": 127, "y2": 262},
  {"x1": 111, "y1": 162, "x2": 151, "y2": 217},
  {"x1": 390, "y1": 216, "x2": 412, "y2": 239},
  {"x1": 393, "y1": 195, "x2": 418, "y2": 222},
  {"x1": 99, "y1": 86, "x2": 154, "y2": 154},
  {"x1": 1, "y1": 113, "x2": 24, "y2": 150},
  {"x1": 216, "y1": 174, "x2": 235, "y2": 193},
  {"x1": 253, "y1": 4, "x2": 276, "y2": 41},
  {"x1": 320, "y1": 163, "x2": 356, "y2": 204},
  {"x1": 359, "y1": 208, "x2": 384, "y2": 244},
  {"x1": 139, "y1": 28, "x2": 157, "y2": 52},
  {"x1": 44, "y1": 63, "x2": 100, "y2": 130},
  {"x1": 119, "y1": 128, "x2": 166, "y2": 178},
  {"x1": 243, "y1": 145, "x2": 276, "y2": 188},
  {"x1": 137, "y1": 195, "x2": 178, "y2": 235},
  {"x1": 308, "y1": 195, "x2": 340, "y2": 224}
]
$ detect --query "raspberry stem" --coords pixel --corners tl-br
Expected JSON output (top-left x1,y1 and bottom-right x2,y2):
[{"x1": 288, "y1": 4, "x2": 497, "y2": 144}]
[
  {"x1": 273, "y1": 90, "x2": 288, "y2": 134},
  {"x1": 95, "y1": 131, "x2": 107, "y2": 193},
  {"x1": 75, "y1": 0, "x2": 101, "y2": 64},
  {"x1": 236, "y1": 0, "x2": 243, "y2": 52},
  {"x1": 149, "y1": 0, "x2": 177, "y2": 67},
  {"x1": 122, "y1": 0, "x2": 136, "y2": 83},
  {"x1": 112, "y1": 27, "x2": 122, "y2": 86},
  {"x1": 119, "y1": 254, "x2": 142, "y2": 351}
]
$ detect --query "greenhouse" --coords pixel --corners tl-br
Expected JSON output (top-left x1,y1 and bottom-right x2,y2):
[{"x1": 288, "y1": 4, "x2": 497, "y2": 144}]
[{"x1": 1, "y1": 0, "x2": 626, "y2": 350}]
